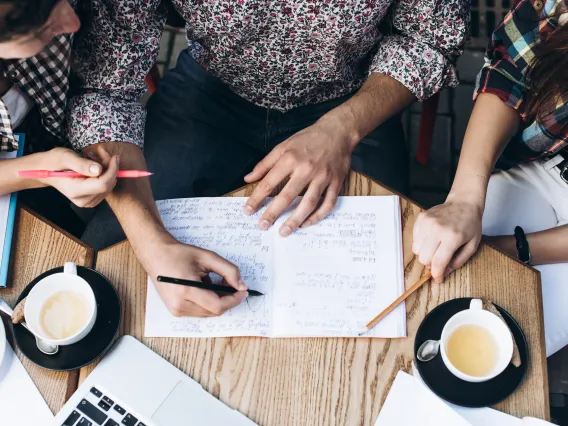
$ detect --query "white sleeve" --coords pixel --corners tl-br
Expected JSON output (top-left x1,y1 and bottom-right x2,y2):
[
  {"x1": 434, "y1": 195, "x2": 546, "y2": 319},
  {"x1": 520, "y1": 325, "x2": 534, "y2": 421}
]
[{"x1": 2, "y1": 85, "x2": 34, "y2": 129}]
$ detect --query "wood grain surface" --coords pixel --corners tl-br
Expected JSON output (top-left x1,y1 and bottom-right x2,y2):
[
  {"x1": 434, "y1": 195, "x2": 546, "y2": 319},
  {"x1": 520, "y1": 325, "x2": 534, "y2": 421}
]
[
  {"x1": 0, "y1": 206, "x2": 94, "y2": 414},
  {"x1": 85, "y1": 170, "x2": 549, "y2": 424}
]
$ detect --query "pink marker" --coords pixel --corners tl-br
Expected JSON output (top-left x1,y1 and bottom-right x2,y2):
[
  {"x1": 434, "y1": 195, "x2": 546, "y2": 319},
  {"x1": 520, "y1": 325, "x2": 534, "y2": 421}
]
[{"x1": 18, "y1": 170, "x2": 153, "y2": 179}]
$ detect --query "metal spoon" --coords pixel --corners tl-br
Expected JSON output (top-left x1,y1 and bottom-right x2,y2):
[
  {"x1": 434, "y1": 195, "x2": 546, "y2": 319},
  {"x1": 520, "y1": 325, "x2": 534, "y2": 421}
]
[
  {"x1": 416, "y1": 339, "x2": 440, "y2": 362},
  {"x1": 0, "y1": 299, "x2": 59, "y2": 355}
]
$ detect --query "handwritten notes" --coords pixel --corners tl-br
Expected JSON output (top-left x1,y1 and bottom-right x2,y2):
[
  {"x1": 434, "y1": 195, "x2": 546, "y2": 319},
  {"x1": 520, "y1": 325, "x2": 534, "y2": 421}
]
[
  {"x1": 145, "y1": 198, "x2": 273, "y2": 337},
  {"x1": 145, "y1": 196, "x2": 405, "y2": 338}
]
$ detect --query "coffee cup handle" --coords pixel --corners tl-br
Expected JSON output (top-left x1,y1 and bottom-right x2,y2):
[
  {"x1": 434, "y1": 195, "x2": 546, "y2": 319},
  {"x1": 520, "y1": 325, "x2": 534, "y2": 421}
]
[
  {"x1": 470, "y1": 298, "x2": 483, "y2": 310},
  {"x1": 64, "y1": 262, "x2": 78, "y2": 276}
]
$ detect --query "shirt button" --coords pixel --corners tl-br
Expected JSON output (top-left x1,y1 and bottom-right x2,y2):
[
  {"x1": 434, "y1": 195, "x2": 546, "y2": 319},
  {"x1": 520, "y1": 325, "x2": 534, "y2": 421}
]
[{"x1": 534, "y1": 0, "x2": 544, "y2": 11}]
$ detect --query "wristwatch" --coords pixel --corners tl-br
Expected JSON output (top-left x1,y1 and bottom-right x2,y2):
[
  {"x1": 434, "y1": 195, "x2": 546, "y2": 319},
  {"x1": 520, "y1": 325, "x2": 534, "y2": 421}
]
[{"x1": 514, "y1": 226, "x2": 531, "y2": 265}]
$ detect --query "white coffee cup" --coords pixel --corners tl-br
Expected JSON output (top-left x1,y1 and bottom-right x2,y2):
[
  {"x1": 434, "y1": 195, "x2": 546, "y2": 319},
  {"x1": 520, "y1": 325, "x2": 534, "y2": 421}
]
[
  {"x1": 24, "y1": 262, "x2": 97, "y2": 346},
  {"x1": 440, "y1": 298, "x2": 513, "y2": 383}
]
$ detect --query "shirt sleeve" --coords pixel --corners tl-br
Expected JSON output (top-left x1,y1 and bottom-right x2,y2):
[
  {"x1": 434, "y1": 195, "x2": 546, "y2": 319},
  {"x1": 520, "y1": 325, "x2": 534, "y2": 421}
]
[
  {"x1": 67, "y1": 0, "x2": 167, "y2": 150},
  {"x1": 370, "y1": 0, "x2": 470, "y2": 101},
  {"x1": 474, "y1": 0, "x2": 558, "y2": 112}
]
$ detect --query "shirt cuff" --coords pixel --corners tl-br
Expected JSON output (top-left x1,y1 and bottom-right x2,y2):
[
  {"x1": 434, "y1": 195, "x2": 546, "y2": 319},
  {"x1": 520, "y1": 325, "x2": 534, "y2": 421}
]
[
  {"x1": 370, "y1": 35, "x2": 459, "y2": 101},
  {"x1": 67, "y1": 92, "x2": 146, "y2": 150}
]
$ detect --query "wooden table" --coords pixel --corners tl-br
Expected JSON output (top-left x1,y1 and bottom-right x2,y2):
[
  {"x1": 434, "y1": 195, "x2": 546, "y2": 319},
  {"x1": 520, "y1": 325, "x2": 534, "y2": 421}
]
[
  {"x1": 0, "y1": 206, "x2": 94, "y2": 414},
  {"x1": 0, "y1": 171, "x2": 549, "y2": 424},
  {"x1": 79, "y1": 170, "x2": 549, "y2": 425}
]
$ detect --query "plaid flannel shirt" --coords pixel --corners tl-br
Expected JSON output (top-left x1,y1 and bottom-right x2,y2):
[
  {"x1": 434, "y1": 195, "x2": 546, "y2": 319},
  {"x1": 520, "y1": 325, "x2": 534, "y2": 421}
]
[
  {"x1": 474, "y1": 0, "x2": 568, "y2": 169},
  {"x1": 0, "y1": 33, "x2": 74, "y2": 152}
]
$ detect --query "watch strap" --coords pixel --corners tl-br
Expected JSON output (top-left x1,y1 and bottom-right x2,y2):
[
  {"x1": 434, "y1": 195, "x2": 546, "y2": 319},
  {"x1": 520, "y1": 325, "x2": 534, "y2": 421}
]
[{"x1": 514, "y1": 226, "x2": 531, "y2": 265}]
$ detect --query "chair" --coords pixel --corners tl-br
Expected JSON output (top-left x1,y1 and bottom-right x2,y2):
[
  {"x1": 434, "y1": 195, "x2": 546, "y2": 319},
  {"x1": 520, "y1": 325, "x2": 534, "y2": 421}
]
[{"x1": 415, "y1": 92, "x2": 440, "y2": 166}]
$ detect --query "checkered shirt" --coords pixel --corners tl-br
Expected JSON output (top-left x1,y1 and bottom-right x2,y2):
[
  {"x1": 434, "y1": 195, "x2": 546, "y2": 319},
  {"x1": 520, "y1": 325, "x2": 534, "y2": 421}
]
[
  {"x1": 0, "y1": 33, "x2": 73, "y2": 152},
  {"x1": 474, "y1": 0, "x2": 568, "y2": 169}
]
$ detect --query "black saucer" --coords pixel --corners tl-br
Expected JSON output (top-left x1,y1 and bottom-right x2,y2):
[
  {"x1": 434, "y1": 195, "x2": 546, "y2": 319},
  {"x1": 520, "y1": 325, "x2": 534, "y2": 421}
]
[
  {"x1": 14, "y1": 266, "x2": 121, "y2": 371},
  {"x1": 414, "y1": 298, "x2": 528, "y2": 407}
]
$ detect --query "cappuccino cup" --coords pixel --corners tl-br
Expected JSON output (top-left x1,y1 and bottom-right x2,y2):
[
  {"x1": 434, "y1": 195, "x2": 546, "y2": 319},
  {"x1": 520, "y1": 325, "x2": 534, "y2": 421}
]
[{"x1": 24, "y1": 262, "x2": 97, "y2": 346}]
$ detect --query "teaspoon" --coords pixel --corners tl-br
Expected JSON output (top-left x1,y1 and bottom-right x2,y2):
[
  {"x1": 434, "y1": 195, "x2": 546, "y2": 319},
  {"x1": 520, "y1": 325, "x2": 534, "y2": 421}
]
[
  {"x1": 416, "y1": 339, "x2": 440, "y2": 362},
  {"x1": 0, "y1": 299, "x2": 59, "y2": 355}
]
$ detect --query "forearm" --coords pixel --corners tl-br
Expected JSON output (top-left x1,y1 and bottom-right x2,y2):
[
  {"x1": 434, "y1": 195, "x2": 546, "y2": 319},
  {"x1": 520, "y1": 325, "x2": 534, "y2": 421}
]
[
  {"x1": 83, "y1": 143, "x2": 173, "y2": 264},
  {"x1": 449, "y1": 93, "x2": 521, "y2": 206},
  {"x1": 487, "y1": 226, "x2": 568, "y2": 266},
  {"x1": 0, "y1": 154, "x2": 50, "y2": 194},
  {"x1": 318, "y1": 73, "x2": 415, "y2": 149}
]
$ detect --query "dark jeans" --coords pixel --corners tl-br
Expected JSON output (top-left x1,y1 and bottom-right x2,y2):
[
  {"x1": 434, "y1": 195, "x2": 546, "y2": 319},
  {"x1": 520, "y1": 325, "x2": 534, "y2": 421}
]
[{"x1": 82, "y1": 50, "x2": 408, "y2": 249}]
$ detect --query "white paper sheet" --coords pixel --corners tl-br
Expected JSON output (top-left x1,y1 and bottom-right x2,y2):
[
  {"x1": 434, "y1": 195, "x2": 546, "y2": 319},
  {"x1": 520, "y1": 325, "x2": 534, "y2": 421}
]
[
  {"x1": 410, "y1": 363, "x2": 552, "y2": 426},
  {"x1": 0, "y1": 342, "x2": 54, "y2": 425},
  {"x1": 271, "y1": 196, "x2": 405, "y2": 337},
  {"x1": 375, "y1": 371, "x2": 472, "y2": 426},
  {"x1": 145, "y1": 196, "x2": 405, "y2": 339},
  {"x1": 145, "y1": 197, "x2": 274, "y2": 338}
]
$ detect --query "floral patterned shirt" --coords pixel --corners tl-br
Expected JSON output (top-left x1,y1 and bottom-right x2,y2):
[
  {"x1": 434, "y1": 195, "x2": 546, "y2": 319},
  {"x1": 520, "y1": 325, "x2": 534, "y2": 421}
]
[{"x1": 68, "y1": 0, "x2": 470, "y2": 150}]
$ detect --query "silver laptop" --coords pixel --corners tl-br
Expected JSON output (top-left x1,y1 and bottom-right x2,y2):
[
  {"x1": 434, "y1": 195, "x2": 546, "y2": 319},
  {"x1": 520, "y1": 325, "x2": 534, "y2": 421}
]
[{"x1": 53, "y1": 336, "x2": 256, "y2": 426}]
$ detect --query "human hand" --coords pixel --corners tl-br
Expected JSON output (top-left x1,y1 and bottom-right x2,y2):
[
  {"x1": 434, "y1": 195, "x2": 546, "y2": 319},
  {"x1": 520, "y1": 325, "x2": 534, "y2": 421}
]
[
  {"x1": 144, "y1": 238, "x2": 248, "y2": 317},
  {"x1": 412, "y1": 194, "x2": 484, "y2": 283},
  {"x1": 38, "y1": 146, "x2": 119, "y2": 208},
  {"x1": 243, "y1": 120, "x2": 352, "y2": 236}
]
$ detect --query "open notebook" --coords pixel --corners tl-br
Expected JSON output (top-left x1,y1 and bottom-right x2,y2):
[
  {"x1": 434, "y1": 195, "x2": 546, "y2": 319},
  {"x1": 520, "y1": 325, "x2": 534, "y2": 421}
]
[
  {"x1": 145, "y1": 196, "x2": 406, "y2": 338},
  {"x1": 0, "y1": 134, "x2": 24, "y2": 287}
]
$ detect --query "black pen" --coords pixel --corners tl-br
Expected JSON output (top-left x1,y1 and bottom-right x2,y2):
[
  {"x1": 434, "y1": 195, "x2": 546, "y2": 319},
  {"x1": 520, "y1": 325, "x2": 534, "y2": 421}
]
[{"x1": 156, "y1": 276, "x2": 264, "y2": 297}]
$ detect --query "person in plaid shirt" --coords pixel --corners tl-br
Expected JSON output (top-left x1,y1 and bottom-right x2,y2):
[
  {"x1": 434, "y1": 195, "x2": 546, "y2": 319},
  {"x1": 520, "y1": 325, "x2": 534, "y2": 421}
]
[
  {"x1": 0, "y1": 0, "x2": 118, "y2": 209},
  {"x1": 414, "y1": 0, "x2": 568, "y2": 357}
]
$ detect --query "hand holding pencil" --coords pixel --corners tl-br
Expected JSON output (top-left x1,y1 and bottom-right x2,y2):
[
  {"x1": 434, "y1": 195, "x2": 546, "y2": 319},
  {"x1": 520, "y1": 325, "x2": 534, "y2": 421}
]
[
  {"x1": 17, "y1": 146, "x2": 134, "y2": 209},
  {"x1": 18, "y1": 170, "x2": 152, "y2": 178}
]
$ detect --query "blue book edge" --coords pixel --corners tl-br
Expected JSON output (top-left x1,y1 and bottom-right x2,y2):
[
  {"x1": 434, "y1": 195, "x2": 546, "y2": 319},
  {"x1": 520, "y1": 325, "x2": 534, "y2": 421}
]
[{"x1": 0, "y1": 133, "x2": 25, "y2": 287}]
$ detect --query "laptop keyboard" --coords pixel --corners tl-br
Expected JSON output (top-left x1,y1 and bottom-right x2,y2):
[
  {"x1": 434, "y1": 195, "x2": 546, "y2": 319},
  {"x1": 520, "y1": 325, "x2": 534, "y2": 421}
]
[{"x1": 61, "y1": 387, "x2": 147, "y2": 426}]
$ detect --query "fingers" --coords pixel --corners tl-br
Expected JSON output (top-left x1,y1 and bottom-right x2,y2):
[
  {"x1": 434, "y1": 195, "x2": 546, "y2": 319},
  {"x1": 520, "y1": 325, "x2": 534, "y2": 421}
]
[
  {"x1": 278, "y1": 180, "x2": 326, "y2": 236},
  {"x1": 156, "y1": 285, "x2": 217, "y2": 318},
  {"x1": 448, "y1": 238, "x2": 480, "y2": 272},
  {"x1": 95, "y1": 144, "x2": 113, "y2": 167},
  {"x1": 300, "y1": 181, "x2": 341, "y2": 229},
  {"x1": 187, "y1": 287, "x2": 248, "y2": 316},
  {"x1": 244, "y1": 145, "x2": 284, "y2": 184},
  {"x1": 61, "y1": 149, "x2": 102, "y2": 177},
  {"x1": 412, "y1": 213, "x2": 427, "y2": 254},
  {"x1": 430, "y1": 242, "x2": 458, "y2": 283},
  {"x1": 78, "y1": 155, "x2": 120, "y2": 196},
  {"x1": 415, "y1": 230, "x2": 438, "y2": 264},
  {"x1": 243, "y1": 160, "x2": 292, "y2": 222},
  {"x1": 201, "y1": 250, "x2": 247, "y2": 291}
]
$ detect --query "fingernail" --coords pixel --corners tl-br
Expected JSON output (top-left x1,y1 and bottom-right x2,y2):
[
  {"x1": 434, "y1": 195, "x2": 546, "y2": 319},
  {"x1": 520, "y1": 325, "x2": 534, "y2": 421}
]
[
  {"x1": 259, "y1": 220, "x2": 271, "y2": 231},
  {"x1": 90, "y1": 164, "x2": 101, "y2": 175},
  {"x1": 238, "y1": 279, "x2": 247, "y2": 291},
  {"x1": 445, "y1": 267, "x2": 453, "y2": 276},
  {"x1": 243, "y1": 205, "x2": 254, "y2": 215},
  {"x1": 300, "y1": 220, "x2": 312, "y2": 228},
  {"x1": 280, "y1": 225, "x2": 292, "y2": 237}
]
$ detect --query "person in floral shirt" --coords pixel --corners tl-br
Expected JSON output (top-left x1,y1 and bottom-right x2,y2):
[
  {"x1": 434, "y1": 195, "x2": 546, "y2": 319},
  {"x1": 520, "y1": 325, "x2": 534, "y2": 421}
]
[{"x1": 73, "y1": 0, "x2": 470, "y2": 317}]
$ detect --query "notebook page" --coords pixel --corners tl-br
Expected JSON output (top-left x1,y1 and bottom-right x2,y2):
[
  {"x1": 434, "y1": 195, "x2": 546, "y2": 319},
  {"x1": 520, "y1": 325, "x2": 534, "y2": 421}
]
[
  {"x1": 144, "y1": 198, "x2": 273, "y2": 337},
  {"x1": 375, "y1": 371, "x2": 471, "y2": 426},
  {"x1": 271, "y1": 196, "x2": 406, "y2": 337},
  {"x1": 0, "y1": 149, "x2": 18, "y2": 270}
]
